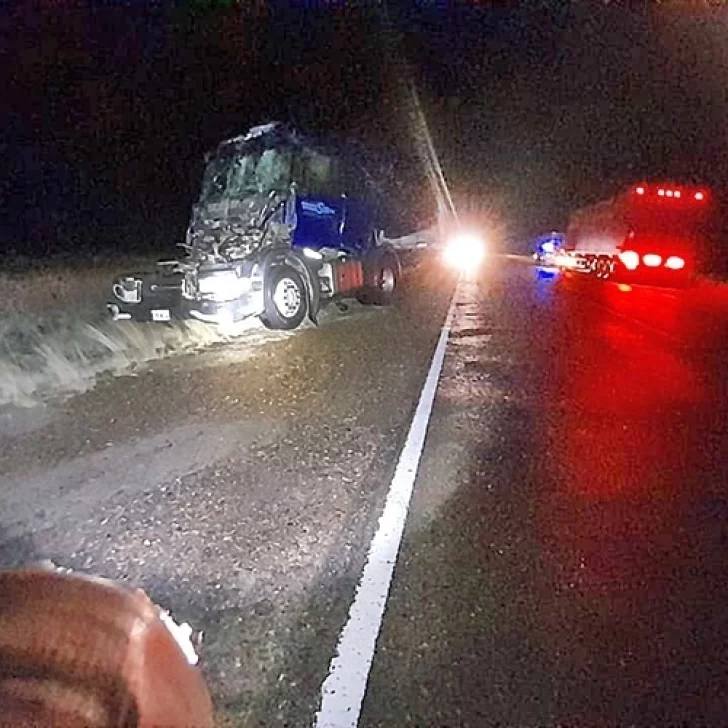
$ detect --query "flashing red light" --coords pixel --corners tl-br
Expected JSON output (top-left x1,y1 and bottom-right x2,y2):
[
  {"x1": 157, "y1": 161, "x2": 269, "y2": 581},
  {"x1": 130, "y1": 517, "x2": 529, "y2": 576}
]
[
  {"x1": 666, "y1": 190, "x2": 674, "y2": 198},
  {"x1": 674, "y1": 190, "x2": 681, "y2": 198},
  {"x1": 619, "y1": 250, "x2": 640, "y2": 270},
  {"x1": 665, "y1": 256, "x2": 686, "y2": 270},
  {"x1": 643, "y1": 253, "x2": 663, "y2": 267},
  {"x1": 695, "y1": 191, "x2": 705, "y2": 201},
  {"x1": 658, "y1": 189, "x2": 666, "y2": 197},
  {"x1": 635, "y1": 186, "x2": 645, "y2": 195}
]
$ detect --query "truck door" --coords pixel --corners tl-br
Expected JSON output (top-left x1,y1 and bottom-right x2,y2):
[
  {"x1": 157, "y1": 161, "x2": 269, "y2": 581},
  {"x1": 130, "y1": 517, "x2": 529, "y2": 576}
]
[
  {"x1": 291, "y1": 149, "x2": 346, "y2": 251},
  {"x1": 294, "y1": 195, "x2": 346, "y2": 251}
]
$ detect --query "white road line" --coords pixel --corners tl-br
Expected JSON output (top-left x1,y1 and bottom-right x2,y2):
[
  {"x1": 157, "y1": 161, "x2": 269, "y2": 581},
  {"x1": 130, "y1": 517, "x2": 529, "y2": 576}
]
[{"x1": 314, "y1": 280, "x2": 461, "y2": 728}]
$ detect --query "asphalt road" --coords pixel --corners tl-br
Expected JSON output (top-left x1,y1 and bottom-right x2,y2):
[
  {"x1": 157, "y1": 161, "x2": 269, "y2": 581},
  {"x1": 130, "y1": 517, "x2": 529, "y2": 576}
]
[
  {"x1": 1, "y1": 257, "x2": 727, "y2": 726},
  {"x1": 361, "y1": 261, "x2": 728, "y2": 727}
]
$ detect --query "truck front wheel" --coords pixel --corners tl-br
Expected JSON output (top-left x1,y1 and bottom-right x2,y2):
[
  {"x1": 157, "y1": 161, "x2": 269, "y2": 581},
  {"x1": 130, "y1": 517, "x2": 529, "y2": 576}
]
[{"x1": 261, "y1": 265, "x2": 307, "y2": 330}]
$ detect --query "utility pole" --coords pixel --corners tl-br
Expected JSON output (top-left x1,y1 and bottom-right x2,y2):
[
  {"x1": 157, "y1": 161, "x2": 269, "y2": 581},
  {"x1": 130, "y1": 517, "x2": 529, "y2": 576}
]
[{"x1": 377, "y1": 1, "x2": 459, "y2": 229}]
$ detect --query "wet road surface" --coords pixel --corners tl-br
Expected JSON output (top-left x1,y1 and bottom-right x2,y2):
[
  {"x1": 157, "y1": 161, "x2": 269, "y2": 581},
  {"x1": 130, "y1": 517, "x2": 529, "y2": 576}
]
[
  {"x1": 361, "y1": 261, "x2": 728, "y2": 727},
  {"x1": 1, "y1": 257, "x2": 727, "y2": 726}
]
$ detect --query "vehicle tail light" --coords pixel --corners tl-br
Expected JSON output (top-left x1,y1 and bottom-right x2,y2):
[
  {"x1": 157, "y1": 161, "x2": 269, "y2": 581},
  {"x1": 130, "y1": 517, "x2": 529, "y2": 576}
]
[
  {"x1": 665, "y1": 256, "x2": 686, "y2": 270},
  {"x1": 619, "y1": 250, "x2": 640, "y2": 270},
  {"x1": 695, "y1": 192, "x2": 705, "y2": 201},
  {"x1": 643, "y1": 253, "x2": 662, "y2": 267}
]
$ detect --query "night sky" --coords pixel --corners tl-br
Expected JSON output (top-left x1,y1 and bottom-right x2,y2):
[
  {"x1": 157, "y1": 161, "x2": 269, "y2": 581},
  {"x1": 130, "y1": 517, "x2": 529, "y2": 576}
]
[{"x1": 2, "y1": 1, "x2": 728, "y2": 259}]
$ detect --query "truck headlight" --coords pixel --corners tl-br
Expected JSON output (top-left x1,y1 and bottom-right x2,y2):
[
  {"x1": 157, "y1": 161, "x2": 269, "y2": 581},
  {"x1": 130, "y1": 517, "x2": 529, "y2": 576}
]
[
  {"x1": 197, "y1": 270, "x2": 249, "y2": 302},
  {"x1": 443, "y1": 233, "x2": 486, "y2": 269}
]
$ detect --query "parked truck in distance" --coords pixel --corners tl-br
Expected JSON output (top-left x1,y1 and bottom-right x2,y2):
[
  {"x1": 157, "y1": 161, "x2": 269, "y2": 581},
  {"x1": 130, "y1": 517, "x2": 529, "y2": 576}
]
[
  {"x1": 561, "y1": 182, "x2": 719, "y2": 286},
  {"x1": 108, "y1": 123, "x2": 407, "y2": 330}
]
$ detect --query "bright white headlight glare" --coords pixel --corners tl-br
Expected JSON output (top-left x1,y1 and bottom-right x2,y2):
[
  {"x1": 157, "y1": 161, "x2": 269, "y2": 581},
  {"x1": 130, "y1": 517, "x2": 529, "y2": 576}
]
[
  {"x1": 444, "y1": 233, "x2": 486, "y2": 269},
  {"x1": 197, "y1": 270, "x2": 249, "y2": 301}
]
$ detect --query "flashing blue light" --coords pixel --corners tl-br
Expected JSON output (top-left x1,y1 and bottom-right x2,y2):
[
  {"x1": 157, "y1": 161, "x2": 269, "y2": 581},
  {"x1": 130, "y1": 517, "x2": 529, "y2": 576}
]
[{"x1": 535, "y1": 232, "x2": 564, "y2": 256}]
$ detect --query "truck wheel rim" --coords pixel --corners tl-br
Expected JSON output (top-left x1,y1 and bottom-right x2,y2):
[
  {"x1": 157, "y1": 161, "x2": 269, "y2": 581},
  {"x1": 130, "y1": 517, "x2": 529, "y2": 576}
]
[
  {"x1": 380, "y1": 267, "x2": 395, "y2": 293},
  {"x1": 273, "y1": 277, "x2": 302, "y2": 318}
]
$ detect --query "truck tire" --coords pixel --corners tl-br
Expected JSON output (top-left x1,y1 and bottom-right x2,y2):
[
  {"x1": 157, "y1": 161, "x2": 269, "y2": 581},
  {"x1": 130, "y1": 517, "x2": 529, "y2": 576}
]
[
  {"x1": 260, "y1": 265, "x2": 307, "y2": 330},
  {"x1": 375, "y1": 258, "x2": 398, "y2": 305},
  {"x1": 358, "y1": 254, "x2": 399, "y2": 306}
]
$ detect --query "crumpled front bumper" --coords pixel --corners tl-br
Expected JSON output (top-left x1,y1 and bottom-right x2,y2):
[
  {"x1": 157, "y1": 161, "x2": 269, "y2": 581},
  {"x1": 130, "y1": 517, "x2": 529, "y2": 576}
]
[
  {"x1": 108, "y1": 270, "x2": 185, "y2": 322},
  {"x1": 186, "y1": 291, "x2": 264, "y2": 325},
  {"x1": 108, "y1": 292, "x2": 263, "y2": 325},
  {"x1": 109, "y1": 260, "x2": 267, "y2": 325}
]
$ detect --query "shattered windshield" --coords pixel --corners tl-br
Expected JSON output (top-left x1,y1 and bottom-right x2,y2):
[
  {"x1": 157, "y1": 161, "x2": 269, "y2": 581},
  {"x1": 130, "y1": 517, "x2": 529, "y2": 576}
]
[
  {"x1": 199, "y1": 157, "x2": 232, "y2": 204},
  {"x1": 200, "y1": 149, "x2": 293, "y2": 204}
]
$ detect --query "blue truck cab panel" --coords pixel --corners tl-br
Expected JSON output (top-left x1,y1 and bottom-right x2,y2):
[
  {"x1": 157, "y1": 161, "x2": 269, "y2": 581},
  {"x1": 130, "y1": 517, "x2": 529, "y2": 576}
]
[
  {"x1": 292, "y1": 196, "x2": 345, "y2": 252},
  {"x1": 292, "y1": 195, "x2": 374, "y2": 258}
]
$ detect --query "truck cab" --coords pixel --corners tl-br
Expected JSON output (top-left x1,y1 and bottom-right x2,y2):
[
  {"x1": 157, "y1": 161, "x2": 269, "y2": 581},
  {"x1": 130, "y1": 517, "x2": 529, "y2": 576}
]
[{"x1": 109, "y1": 123, "x2": 401, "y2": 329}]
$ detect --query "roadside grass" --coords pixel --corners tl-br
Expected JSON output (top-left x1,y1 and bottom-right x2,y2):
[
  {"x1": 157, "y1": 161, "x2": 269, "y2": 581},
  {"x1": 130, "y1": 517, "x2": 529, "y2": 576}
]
[
  {"x1": 0, "y1": 255, "x2": 157, "y2": 316},
  {"x1": 0, "y1": 255, "x2": 247, "y2": 406},
  {"x1": 0, "y1": 311, "x2": 244, "y2": 406}
]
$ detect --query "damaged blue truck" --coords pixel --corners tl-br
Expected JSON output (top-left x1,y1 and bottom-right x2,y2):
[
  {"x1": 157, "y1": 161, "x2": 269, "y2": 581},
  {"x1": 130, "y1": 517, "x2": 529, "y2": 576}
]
[{"x1": 108, "y1": 123, "x2": 410, "y2": 330}]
